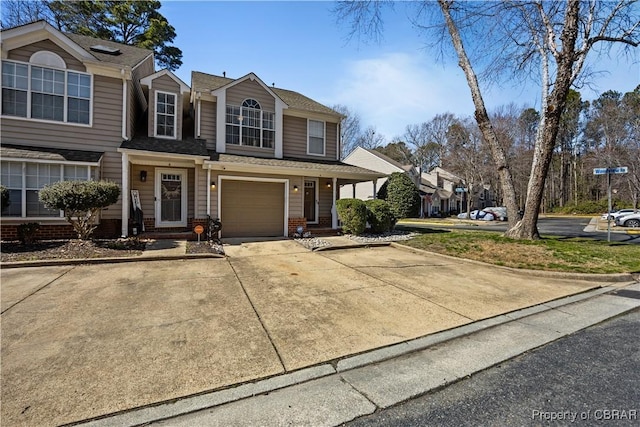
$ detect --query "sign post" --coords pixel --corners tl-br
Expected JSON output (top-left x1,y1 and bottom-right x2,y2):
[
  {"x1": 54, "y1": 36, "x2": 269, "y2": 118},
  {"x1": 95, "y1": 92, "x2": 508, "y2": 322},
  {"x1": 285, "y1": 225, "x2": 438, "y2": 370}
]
[
  {"x1": 194, "y1": 225, "x2": 204, "y2": 243},
  {"x1": 593, "y1": 167, "x2": 628, "y2": 242}
]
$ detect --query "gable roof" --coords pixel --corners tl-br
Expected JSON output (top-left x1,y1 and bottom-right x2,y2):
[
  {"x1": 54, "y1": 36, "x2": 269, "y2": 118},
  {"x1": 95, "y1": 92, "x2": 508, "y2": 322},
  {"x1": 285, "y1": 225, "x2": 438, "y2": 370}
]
[
  {"x1": 363, "y1": 148, "x2": 414, "y2": 172},
  {"x1": 65, "y1": 33, "x2": 153, "y2": 68},
  {"x1": 140, "y1": 69, "x2": 190, "y2": 93},
  {"x1": 191, "y1": 71, "x2": 341, "y2": 117},
  {"x1": 0, "y1": 20, "x2": 153, "y2": 69}
]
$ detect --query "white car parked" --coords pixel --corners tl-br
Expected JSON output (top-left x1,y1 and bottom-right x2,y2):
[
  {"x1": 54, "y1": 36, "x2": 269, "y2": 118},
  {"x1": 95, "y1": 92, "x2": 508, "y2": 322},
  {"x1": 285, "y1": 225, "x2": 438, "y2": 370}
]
[
  {"x1": 615, "y1": 212, "x2": 640, "y2": 228},
  {"x1": 601, "y1": 209, "x2": 635, "y2": 221}
]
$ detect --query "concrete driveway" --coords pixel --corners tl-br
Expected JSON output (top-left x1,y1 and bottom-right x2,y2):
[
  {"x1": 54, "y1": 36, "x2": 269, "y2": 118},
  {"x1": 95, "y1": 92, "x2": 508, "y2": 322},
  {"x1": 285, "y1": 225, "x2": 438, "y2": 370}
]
[{"x1": 1, "y1": 242, "x2": 602, "y2": 426}]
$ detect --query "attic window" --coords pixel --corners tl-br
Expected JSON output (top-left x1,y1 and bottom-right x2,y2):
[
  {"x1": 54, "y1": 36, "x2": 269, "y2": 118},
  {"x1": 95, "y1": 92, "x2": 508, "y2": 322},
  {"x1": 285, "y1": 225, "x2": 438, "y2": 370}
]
[{"x1": 90, "y1": 45, "x2": 121, "y2": 55}]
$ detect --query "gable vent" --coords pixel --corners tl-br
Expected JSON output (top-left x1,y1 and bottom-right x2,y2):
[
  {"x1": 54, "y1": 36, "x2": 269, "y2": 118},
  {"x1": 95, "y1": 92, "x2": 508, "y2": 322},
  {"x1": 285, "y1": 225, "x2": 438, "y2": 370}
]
[{"x1": 90, "y1": 45, "x2": 122, "y2": 55}]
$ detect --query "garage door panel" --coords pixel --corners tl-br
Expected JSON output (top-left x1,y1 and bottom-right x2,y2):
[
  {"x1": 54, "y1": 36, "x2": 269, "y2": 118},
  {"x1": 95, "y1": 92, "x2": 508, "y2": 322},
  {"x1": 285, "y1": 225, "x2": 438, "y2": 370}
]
[{"x1": 221, "y1": 180, "x2": 285, "y2": 237}]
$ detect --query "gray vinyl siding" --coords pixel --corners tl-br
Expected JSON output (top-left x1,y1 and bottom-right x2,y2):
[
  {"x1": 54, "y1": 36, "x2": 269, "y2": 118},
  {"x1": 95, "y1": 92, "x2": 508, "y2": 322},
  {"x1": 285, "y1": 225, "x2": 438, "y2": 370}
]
[
  {"x1": 101, "y1": 151, "x2": 124, "y2": 219},
  {"x1": 195, "y1": 167, "x2": 207, "y2": 217},
  {"x1": 148, "y1": 74, "x2": 183, "y2": 140},
  {"x1": 7, "y1": 39, "x2": 85, "y2": 72},
  {"x1": 129, "y1": 165, "x2": 195, "y2": 220},
  {"x1": 199, "y1": 99, "x2": 216, "y2": 149},
  {"x1": 318, "y1": 182, "x2": 333, "y2": 218},
  {"x1": 226, "y1": 79, "x2": 275, "y2": 111},
  {"x1": 282, "y1": 116, "x2": 338, "y2": 161}
]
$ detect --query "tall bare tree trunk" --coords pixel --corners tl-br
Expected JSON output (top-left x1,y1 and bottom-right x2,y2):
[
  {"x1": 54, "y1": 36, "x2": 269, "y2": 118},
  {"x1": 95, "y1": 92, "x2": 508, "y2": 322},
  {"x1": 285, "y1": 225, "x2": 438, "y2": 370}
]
[{"x1": 438, "y1": 0, "x2": 519, "y2": 228}]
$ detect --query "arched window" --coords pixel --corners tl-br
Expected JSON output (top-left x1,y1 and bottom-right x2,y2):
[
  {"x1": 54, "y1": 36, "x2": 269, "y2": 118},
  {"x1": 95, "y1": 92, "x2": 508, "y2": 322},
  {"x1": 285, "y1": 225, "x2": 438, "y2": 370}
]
[
  {"x1": 29, "y1": 51, "x2": 67, "y2": 69},
  {"x1": 225, "y1": 98, "x2": 275, "y2": 148}
]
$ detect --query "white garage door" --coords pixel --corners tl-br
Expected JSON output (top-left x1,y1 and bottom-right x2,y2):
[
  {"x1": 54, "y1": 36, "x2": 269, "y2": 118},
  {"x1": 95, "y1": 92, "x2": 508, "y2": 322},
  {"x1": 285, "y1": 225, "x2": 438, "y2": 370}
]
[{"x1": 221, "y1": 180, "x2": 285, "y2": 237}]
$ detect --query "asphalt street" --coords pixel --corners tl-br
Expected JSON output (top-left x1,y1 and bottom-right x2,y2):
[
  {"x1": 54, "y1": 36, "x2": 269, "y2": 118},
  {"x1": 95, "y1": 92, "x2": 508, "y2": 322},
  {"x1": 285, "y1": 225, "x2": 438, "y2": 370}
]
[
  {"x1": 346, "y1": 307, "x2": 640, "y2": 427},
  {"x1": 398, "y1": 217, "x2": 640, "y2": 244}
]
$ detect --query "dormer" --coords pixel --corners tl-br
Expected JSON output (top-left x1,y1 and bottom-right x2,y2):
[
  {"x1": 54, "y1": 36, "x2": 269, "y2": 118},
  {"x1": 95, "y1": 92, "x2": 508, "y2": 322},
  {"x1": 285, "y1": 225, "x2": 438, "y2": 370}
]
[{"x1": 140, "y1": 69, "x2": 190, "y2": 140}]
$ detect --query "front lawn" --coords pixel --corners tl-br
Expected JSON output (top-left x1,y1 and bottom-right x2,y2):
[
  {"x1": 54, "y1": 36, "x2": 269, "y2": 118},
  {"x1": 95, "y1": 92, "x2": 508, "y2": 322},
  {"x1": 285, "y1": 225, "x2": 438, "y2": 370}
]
[{"x1": 399, "y1": 230, "x2": 640, "y2": 274}]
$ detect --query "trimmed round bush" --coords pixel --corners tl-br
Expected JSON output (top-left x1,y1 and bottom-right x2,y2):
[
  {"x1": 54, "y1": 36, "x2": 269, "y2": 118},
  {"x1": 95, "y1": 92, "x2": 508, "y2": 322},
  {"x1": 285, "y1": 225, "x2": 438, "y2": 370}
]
[
  {"x1": 39, "y1": 180, "x2": 121, "y2": 239},
  {"x1": 385, "y1": 172, "x2": 420, "y2": 219},
  {"x1": 366, "y1": 199, "x2": 395, "y2": 233},
  {"x1": 336, "y1": 198, "x2": 367, "y2": 235}
]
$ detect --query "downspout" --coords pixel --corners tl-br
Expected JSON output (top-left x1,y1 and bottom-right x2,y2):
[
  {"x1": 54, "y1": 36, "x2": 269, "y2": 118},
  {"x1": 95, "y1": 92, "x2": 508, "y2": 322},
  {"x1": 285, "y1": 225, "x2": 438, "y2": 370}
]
[
  {"x1": 121, "y1": 152, "x2": 130, "y2": 237},
  {"x1": 206, "y1": 167, "x2": 212, "y2": 217},
  {"x1": 121, "y1": 69, "x2": 127, "y2": 140},
  {"x1": 196, "y1": 92, "x2": 201, "y2": 138},
  {"x1": 331, "y1": 177, "x2": 338, "y2": 229}
]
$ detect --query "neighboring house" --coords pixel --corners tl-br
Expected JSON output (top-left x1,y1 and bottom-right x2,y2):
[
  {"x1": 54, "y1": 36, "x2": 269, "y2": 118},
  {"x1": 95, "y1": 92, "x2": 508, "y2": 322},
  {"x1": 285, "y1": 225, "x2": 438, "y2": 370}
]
[
  {"x1": 1, "y1": 21, "x2": 382, "y2": 239},
  {"x1": 422, "y1": 167, "x2": 467, "y2": 216},
  {"x1": 340, "y1": 147, "x2": 417, "y2": 200}
]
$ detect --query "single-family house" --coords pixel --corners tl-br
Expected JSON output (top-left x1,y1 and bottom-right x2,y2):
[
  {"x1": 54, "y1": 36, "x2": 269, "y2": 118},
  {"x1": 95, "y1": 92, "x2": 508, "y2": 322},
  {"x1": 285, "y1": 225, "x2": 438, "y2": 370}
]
[{"x1": 1, "y1": 21, "x2": 383, "y2": 239}]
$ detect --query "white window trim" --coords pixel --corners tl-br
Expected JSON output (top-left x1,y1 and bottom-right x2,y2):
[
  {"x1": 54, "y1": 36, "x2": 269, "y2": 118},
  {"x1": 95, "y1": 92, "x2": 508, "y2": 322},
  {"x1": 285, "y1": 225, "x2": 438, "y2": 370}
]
[
  {"x1": 225, "y1": 99, "x2": 275, "y2": 149},
  {"x1": 307, "y1": 119, "x2": 326, "y2": 157},
  {"x1": 0, "y1": 58, "x2": 93, "y2": 127},
  {"x1": 153, "y1": 90, "x2": 178, "y2": 140},
  {"x1": 1, "y1": 159, "x2": 96, "y2": 219}
]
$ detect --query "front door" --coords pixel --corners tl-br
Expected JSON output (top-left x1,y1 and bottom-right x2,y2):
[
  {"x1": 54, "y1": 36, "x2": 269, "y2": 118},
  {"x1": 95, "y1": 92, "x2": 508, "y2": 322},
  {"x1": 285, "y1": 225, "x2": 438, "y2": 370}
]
[
  {"x1": 304, "y1": 179, "x2": 318, "y2": 224},
  {"x1": 155, "y1": 168, "x2": 187, "y2": 227}
]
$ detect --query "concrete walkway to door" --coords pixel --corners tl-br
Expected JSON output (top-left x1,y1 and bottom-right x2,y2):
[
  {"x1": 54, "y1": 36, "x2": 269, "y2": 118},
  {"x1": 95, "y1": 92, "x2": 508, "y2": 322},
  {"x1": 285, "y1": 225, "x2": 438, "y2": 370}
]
[{"x1": 1, "y1": 240, "x2": 634, "y2": 426}]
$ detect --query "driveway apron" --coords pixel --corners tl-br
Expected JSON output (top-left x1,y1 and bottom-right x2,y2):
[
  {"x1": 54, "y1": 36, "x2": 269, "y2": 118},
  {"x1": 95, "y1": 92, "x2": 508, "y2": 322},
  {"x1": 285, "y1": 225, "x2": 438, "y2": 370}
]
[{"x1": 1, "y1": 243, "x2": 602, "y2": 426}]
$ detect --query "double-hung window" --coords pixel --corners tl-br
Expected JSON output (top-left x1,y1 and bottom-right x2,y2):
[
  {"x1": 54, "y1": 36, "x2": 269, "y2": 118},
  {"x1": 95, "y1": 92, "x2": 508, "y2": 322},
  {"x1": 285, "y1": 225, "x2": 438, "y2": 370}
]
[
  {"x1": 1, "y1": 161, "x2": 96, "y2": 218},
  {"x1": 225, "y1": 98, "x2": 275, "y2": 149},
  {"x1": 308, "y1": 119, "x2": 325, "y2": 156},
  {"x1": 155, "y1": 91, "x2": 176, "y2": 138},
  {"x1": 1, "y1": 59, "x2": 92, "y2": 125}
]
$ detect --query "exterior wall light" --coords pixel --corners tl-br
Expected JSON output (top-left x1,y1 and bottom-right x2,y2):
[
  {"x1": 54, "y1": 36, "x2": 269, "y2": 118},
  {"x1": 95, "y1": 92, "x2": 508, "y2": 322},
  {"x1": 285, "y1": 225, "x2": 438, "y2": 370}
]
[
  {"x1": 140, "y1": 170, "x2": 147, "y2": 182},
  {"x1": 293, "y1": 185, "x2": 299, "y2": 192},
  {"x1": 210, "y1": 181, "x2": 216, "y2": 189}
]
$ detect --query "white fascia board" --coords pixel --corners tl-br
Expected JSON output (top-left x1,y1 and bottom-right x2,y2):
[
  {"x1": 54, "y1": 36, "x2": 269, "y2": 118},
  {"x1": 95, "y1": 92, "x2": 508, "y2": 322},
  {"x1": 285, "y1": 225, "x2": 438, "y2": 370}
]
[
  {"x1": 1, "y1": 21, "x2": 96, "y2": 63},
  {"x1": 84, "y1": 61, "x2": 132, "y2": 79},
  {"x1": 284, "y1": 108, "x2": 341, "y2": 122},
  {"x1": 140, "y1": 69, "x2": 190, "y2": 94},
  {"x1": 117, "y1": 147, "x2": 209, "y2": 163},
  {"x1": 211, "y1": 72, "x2": 289, "y2": 107},
  {"x1": 0, "y1": 156, "x2": 101, "y2": 167}
]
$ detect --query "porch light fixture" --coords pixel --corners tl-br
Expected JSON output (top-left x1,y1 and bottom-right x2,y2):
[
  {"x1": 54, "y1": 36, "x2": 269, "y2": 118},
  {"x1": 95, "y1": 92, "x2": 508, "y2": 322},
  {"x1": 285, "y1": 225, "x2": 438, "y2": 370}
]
[
  {"x1": 293, "y1": 185, "x2": 299, "y2": 192},
  {"x1": 139, "y1": 170, "x2": 147, "y2": 182},
  {"x1": 326, "y1": 181, "x2": 331, "y2": 188},
  {"x1": 210, "y1": 181, "x2": 216, "y2": 189}
]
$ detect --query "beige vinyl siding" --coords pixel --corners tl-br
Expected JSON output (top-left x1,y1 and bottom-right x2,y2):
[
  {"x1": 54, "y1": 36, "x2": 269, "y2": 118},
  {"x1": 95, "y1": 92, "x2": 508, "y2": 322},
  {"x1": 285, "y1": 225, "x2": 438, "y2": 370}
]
[
  {"x1": 148, "y1": 75, "x2": 183, "y2": 140},
  {"x1": 130, "y1": 164, "x2": 155, "y2": 215},
  {"x1": 283, "y1": 116, "x2": 339, "y2": 161},
  {"x1": 101, "y1": 151, "x2": 124, "y2": 219},
  {"x1": 318, "y1": 181, "x2": 334, "y2": 218},
  {"x1": 199, "y1": 100, "x2": 216, "y2": 149},
  {"x1": 226, "y1": 79, "x2": 275, "y2": 111},
  {"x1": 1, "y1": 75, "x2": 123, "y2": 150},
  {"x1": 195, "y1": 167, "x2": 208, "y2": 217},
  {"x1": 7, "y1": 39, "x2": 85, "y2": 72},
  {"x1": 225, "y1": 144, "x2": 275, "y2": 158}
]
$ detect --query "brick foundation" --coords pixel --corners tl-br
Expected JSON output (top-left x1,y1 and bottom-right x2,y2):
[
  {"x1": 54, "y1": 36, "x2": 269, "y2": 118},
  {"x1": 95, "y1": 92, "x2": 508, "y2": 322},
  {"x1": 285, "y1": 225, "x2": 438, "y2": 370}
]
[
  {"x1": 318, "y1": 216, "x2": 332, "y2": 227},
  {"x1": 288, "y1": 217, "x2": 307, "y2": 236},
  {"x1": 1, "y1": 219, "x2": 122, "y2": 241}
]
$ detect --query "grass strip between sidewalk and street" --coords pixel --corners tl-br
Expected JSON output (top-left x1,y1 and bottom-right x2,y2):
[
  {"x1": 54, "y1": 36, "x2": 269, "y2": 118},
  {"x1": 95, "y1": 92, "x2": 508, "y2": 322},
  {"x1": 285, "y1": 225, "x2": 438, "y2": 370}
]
[{"x1": 399, "y1": 229, "x2": 640, "y2": 274}]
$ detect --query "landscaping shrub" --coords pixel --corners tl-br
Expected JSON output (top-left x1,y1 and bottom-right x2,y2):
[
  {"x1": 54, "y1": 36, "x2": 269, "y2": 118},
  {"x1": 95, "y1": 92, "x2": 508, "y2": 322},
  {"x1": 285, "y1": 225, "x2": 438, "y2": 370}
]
[
  {"x1": 552, "y1": 199, "x2": 630, "y2": 214},
  {"x1": 336, "y1": 198, "x2": 367, "y2": 235},
  {"x1": 17, "y1": 222, "x2": 40, "y2": 244},
  {"x1": 366, "y1": 199, "x2": 395, "y2": 233},
  {"x1": 0, "y1": 185, "x2": 9, "y2": 213},
  {"x1": 376, "y1": 180, "x2": 388, "y2": 200},
  {"x1": 385, "y1": 172, "x2": 420, "y2": 219},
  {"x1": 39, "y1": 180, "x2": 120, "y2": 240}
]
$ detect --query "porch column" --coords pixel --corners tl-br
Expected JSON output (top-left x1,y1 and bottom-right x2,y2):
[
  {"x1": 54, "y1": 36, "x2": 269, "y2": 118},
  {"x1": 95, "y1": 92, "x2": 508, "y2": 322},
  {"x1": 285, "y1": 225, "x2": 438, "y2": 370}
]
[
  {"x1": 120, "y1": 152, "x2": 130, "y2": 237},
  {"x1": 331, "y1": 177, "x2": 338, "y2": 229},
  {"x1": 373, "y1": 179, "x2": 378, "y2": 199},
  {"x1": 352, "y1": 183, "x2": 356, "y2": 198},
  {"x1": 206, "y1": 167, "x2": 211, "y2": 216}
]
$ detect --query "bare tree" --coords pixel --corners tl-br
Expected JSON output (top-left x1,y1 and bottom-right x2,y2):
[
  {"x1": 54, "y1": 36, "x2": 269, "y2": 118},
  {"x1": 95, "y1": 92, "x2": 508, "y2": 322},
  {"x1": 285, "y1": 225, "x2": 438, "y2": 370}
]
[
  {"x1": 333, "y1": 104, "x2": 363, "y2": 159},
  {"x1": 356, "y1": 126, "x2": 385, "y2": 150},
  {"x1": 405, "y1": 113, "x2": 455, "y2": 172},
  {"x1": 335, "y1": 0, "x2": 639, "y2": 238},
  {"x1": 1, "y1": 0, "x2": 51, "y2": 28}
]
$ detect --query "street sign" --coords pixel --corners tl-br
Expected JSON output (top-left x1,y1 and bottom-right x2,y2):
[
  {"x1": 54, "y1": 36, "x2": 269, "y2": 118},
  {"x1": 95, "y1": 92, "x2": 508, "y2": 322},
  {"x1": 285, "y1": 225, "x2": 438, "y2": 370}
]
[{"x1": 593, "y1": 167, "x2": 628, "y2": 175}]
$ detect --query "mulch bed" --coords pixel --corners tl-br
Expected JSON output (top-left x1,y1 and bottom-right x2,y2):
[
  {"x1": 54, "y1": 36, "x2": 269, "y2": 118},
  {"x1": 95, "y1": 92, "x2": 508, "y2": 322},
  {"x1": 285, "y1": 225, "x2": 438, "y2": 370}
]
[{"x1": 0, "y1": 238, "x2": 146, "y2": 262}]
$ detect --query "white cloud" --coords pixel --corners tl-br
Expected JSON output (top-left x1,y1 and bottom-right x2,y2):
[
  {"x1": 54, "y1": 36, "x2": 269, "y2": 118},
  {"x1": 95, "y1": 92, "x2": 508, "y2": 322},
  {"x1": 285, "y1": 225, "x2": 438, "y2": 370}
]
[{"x1": 326, "y1": 52, "x2": 475, "y2": 141}]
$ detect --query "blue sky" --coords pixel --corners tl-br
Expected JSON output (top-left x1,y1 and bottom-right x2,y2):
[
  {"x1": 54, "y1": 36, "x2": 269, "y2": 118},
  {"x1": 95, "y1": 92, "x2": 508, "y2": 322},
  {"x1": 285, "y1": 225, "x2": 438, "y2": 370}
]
[{"x1": 161, "y1": 1, "x2": 639, "y2": 142}]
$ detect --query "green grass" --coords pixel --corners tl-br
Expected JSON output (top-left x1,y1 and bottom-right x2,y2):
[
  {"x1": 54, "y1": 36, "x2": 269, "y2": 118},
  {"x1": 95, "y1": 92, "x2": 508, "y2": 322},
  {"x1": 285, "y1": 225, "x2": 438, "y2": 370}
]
[{"x1": 399, "y1": 229, "x2": 640, "y2": 274}]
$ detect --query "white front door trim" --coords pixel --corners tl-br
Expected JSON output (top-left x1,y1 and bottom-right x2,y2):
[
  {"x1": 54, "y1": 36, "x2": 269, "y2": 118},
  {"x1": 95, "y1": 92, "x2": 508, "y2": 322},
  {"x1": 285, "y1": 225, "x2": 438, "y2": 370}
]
[
  {"x1": 304, "y1": 178, "x2": 319, "y2": 224},
  {"x1": 155, "y1": 168, "x2": 188, "y2": 228}
]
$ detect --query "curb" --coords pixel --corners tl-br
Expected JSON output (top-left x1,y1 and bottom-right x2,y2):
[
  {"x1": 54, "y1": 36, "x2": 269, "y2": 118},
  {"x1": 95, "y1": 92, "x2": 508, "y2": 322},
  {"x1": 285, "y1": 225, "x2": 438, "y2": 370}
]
[
  {"x1": 0, "y1": 253, "x2": 226, "y2": 269},
  {"x1": 74, "y1": 284, "x2": 636, "y2": 427},
  {"x1": 389, "y1": 242, "x2": 637, "y2": 283}
]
